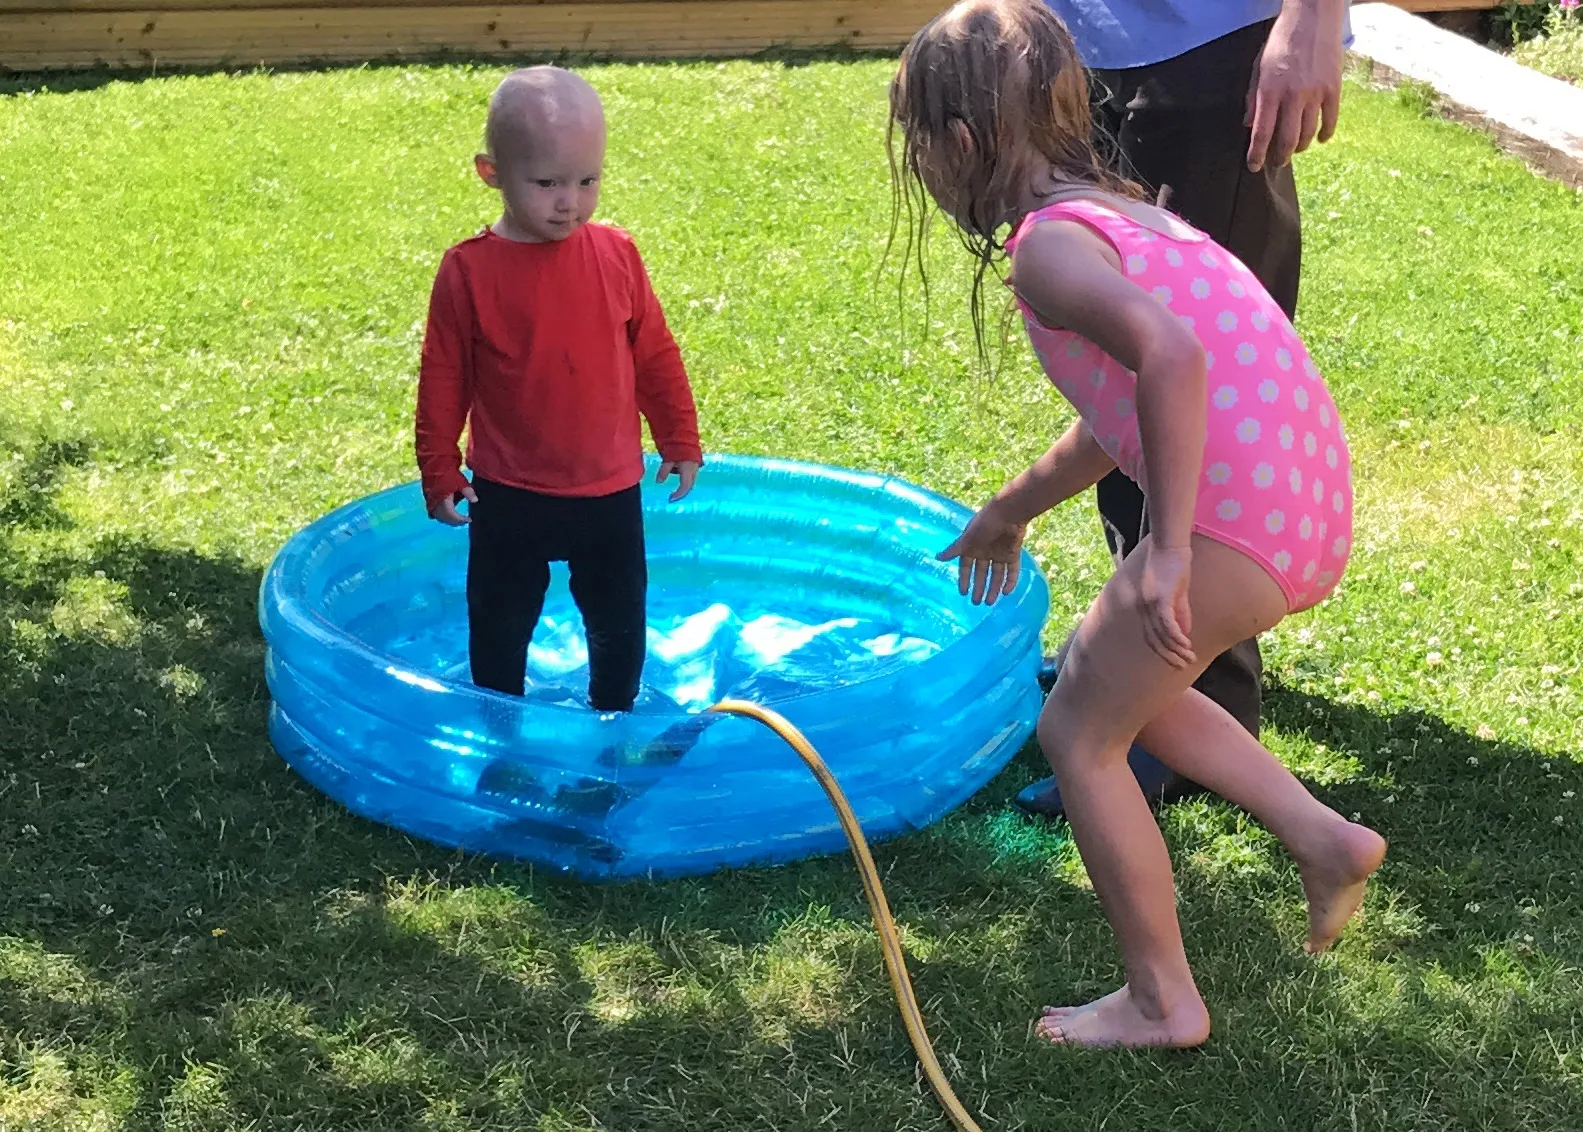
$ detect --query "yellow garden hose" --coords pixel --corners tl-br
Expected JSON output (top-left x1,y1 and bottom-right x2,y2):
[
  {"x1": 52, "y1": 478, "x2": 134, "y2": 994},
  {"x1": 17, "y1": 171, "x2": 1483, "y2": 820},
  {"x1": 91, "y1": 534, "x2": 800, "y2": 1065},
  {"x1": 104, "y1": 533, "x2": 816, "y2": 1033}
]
[{"x1": 708, "y1": 699, "x2": 984, "y2": 1132}]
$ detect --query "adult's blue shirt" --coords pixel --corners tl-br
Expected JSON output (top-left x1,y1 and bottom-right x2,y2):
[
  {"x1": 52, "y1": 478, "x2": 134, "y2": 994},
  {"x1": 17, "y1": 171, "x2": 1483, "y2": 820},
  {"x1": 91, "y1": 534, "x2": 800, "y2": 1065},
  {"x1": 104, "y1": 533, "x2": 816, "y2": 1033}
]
[{"x1": 1043, "y1": 1, "x2": 1352, "y2": 71}]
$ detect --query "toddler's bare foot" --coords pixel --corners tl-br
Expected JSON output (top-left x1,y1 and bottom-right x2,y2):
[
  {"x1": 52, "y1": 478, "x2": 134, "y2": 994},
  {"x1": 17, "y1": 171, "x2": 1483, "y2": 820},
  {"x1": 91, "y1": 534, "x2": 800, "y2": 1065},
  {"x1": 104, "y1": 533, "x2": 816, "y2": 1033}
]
[
  {"x1": 1299, "y1": 820, "x2": 1387, "y2": 953},
  {"x1": 1034, "y1": 985, "x2": 1210, "y2": 1049}
]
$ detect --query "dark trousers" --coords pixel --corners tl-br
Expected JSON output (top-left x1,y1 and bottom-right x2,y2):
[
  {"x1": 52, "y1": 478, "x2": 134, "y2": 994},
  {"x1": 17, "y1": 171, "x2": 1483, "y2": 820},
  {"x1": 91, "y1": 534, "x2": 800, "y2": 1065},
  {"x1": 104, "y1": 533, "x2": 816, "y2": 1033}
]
[
  {"x1": 466, "y1": 477, "x2": 647, "y2": 712},
  {"x1": 1088, "y1": 18, "x2": 1299, "y2": 738}
]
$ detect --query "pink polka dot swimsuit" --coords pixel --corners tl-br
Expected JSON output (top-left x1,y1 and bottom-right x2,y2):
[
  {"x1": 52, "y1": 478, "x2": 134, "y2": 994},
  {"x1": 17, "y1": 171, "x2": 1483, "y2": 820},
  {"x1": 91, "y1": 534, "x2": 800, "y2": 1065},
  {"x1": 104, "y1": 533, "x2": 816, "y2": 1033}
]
[{"x1": 1008, "y1": 198, "x2": 1353, "y2": 613}]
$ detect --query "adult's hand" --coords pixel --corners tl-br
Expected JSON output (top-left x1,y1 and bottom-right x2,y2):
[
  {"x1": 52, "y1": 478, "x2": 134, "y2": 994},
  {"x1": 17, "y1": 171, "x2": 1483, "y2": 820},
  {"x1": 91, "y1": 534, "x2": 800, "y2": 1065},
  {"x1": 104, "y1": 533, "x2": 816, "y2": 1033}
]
[{"x1": 1246, "y1": 0, "x2": 1347, "y2": 173}]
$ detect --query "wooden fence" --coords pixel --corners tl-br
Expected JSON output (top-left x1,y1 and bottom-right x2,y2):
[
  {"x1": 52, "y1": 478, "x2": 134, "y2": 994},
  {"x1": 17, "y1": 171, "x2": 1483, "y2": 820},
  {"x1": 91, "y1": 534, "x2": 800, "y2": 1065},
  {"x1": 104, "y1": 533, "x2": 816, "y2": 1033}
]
[{"x1": 0, "y1": 1, "x2": 1521, "y2": 74}]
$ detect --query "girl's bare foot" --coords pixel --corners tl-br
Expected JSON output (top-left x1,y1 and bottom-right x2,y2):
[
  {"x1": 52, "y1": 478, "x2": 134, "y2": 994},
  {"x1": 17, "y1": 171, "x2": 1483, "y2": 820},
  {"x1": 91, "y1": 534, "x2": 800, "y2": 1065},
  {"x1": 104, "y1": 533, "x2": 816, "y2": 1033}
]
[
  {"x1": 1034, "y1": 985, "x2": 1210, "y2": 1049},
  {"x1": 1299, "y1": 820, "x2": 1388, "y2": 953}
]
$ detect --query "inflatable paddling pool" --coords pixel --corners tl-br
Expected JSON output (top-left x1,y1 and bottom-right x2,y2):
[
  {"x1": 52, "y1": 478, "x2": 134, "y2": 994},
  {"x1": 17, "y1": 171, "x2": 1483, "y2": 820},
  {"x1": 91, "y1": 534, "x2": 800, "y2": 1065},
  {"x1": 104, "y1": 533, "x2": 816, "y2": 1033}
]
[{"x1": 259, "y1": 455, "x2": 1048, "y2": 879}]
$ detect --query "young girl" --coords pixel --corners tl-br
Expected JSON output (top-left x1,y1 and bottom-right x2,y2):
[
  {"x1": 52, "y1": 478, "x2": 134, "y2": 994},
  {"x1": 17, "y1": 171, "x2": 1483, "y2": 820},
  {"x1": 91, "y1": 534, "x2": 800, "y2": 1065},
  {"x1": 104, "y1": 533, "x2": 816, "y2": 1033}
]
[{"x1": 891, "y1": 0, "x2": 1386, "y2": 1049}]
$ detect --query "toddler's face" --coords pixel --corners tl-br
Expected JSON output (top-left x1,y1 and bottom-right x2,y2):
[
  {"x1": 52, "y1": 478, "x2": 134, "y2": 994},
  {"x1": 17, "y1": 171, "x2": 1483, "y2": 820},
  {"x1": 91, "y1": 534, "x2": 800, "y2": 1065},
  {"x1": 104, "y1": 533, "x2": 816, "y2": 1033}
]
[{"x1": 482, "y1": 119, "x2": 606, "y2": 243}]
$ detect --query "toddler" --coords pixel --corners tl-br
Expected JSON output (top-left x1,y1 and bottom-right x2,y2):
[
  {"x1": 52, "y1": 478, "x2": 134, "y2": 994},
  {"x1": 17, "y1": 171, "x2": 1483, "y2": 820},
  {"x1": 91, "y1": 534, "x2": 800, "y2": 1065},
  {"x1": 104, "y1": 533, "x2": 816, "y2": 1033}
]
[{"x1": 416, "y1": 67, "x2": 702, "y2": 712}]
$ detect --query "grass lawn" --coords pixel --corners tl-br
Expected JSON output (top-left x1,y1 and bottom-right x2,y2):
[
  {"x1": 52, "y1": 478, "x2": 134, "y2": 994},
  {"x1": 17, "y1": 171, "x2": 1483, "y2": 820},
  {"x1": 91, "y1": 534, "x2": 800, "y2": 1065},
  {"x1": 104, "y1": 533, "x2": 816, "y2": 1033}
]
[{"x1": 3, "y1": 58, "x2": 1583, "y2": 1132}]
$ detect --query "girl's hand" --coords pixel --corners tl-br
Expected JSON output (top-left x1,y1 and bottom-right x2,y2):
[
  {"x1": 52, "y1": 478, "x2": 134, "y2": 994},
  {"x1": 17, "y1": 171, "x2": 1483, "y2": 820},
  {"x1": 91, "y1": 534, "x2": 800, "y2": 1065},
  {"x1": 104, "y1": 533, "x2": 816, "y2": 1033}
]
[
  {"x1": 430, "y1": 485, "x2": 477, "y2": 527},
  {"x1": 938, "y1": 502, "x2": 1027, "y2": 606},
  {"x1": 658, "y1": 460, "x2": 700, "y2": 502},
  {"x1": 1139, "y1": 543, "x2": 1196, "y2": 668}
]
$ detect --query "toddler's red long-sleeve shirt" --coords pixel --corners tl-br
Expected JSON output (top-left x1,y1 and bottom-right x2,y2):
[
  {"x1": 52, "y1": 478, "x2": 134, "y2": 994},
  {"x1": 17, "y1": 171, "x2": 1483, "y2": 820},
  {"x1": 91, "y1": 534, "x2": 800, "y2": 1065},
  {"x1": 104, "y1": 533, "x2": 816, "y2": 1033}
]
[{"x1": 415, "y1": 224, "x2": 702, "y2": 509}]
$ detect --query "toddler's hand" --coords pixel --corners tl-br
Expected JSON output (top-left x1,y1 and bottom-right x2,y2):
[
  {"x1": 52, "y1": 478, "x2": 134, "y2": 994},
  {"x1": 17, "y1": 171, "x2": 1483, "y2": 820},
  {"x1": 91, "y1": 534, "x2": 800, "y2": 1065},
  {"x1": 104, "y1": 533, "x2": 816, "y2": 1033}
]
[
  {"x1": 937, "y1": 502, "x2": 1026, "y2": 606},
  {"x1": 658, "y1": 460, "x2": 700, "y2": 503},
  {"x1": 430, "y1": 485, "x2": 477, "y2": 526},
  {"x1": 1139, "y1": 543, "x2": 1195, "y2": 669}
]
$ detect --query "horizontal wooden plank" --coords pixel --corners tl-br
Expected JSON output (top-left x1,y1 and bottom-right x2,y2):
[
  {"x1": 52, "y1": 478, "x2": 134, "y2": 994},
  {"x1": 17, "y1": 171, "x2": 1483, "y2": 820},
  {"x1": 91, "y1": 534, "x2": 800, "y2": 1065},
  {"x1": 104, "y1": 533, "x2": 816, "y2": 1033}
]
[
  {"x1": 0, "y1": 0, "x2": 1534, "y2": 13},
  {"x1": 0, "y1": 0, "x2": 652, "y2": 12},
  {"x1": 0, "y1": 0, "x2": 1540, "y2": 70},
  {"x1": 0, "y1": 2, "x2": 948, "y2": 69}
]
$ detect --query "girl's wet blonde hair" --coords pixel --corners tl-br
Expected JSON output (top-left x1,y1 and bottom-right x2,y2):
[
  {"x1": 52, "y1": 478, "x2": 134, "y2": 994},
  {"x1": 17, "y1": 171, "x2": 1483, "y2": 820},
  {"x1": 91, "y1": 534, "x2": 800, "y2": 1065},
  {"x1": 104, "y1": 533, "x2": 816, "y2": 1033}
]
[{"x1": 888, "y1": 0, "x2": 1140, "y2": 356}]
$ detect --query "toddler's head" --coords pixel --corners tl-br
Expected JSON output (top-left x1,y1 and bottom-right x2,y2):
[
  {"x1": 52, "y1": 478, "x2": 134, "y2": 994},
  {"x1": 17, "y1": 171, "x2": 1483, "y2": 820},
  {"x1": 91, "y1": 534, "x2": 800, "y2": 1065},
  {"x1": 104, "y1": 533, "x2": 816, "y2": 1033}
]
[
  {"x1": 890, "y1": 0, "x2": 1131, "y2": 245},
  {"x1": 476, "y1": 67, "x2": 606, "y2": 243}
]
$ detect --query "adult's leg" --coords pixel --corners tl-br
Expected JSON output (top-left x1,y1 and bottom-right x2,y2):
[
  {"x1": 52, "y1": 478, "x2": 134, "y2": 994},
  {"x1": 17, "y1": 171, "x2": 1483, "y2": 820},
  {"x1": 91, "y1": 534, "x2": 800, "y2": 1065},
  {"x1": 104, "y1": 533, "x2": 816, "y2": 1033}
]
[
  {"x1": 1114, "y1": 19, "x2": 1299, "y2": 728},
  {"x1": 1111, "y1": 19, "x2": 1302, "y2": 319},
  {"x1": 467, "y1": 477, "x2": 552, "y2": 697}
]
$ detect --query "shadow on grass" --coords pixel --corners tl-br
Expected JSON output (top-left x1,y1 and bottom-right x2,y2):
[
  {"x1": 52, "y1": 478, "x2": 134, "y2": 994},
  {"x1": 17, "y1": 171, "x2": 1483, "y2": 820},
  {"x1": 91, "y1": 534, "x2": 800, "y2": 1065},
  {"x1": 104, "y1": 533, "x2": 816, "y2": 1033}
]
[
  {"x1": 0, "y1": 436, "x2": 91, "y2": 529},
  {"x1": 1262, "y1": 683, "x2": 1583, "y2": 966},
  {"x1": 2, "y1": 429, "x2": 1581, "y2": 1129}
]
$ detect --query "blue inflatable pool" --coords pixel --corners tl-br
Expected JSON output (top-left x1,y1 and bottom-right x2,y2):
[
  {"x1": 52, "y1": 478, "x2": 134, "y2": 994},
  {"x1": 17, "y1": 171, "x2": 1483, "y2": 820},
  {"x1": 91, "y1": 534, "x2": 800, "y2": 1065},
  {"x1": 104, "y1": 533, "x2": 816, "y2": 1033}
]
[{"x1": 259, "y1": 455, "x2": 1048, "y2": 879}]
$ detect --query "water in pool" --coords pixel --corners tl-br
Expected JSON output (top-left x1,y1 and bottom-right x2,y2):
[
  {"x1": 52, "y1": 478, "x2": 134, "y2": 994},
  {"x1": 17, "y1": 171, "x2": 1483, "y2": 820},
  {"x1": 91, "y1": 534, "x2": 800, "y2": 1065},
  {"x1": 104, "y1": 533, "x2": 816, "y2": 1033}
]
[{"x1": 353, "y1": 559, "x2": 950, "y2": 712}]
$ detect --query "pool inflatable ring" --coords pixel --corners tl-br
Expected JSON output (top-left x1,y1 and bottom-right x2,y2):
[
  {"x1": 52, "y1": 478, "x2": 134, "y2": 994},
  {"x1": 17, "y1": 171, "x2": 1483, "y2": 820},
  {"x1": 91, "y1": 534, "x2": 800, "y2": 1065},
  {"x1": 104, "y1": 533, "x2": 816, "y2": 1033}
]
[{"x1": 259, "y1": 455, "x2": 1048, "y2": 879}]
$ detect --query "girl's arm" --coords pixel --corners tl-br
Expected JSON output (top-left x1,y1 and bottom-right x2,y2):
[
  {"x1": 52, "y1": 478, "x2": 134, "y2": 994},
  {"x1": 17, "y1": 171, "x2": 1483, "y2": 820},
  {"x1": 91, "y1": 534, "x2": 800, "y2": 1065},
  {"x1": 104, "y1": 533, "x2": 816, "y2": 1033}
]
[
  {"x1": 938, "y1": 420, "x2": 1113, "y2": 606},
  {"x1": 990, "y1": 419, "x2": 1115, "y2": 524},
  {"x1": 1009, "y1": 220, "x2": 1206, "y2": 552},
  {"x1": 1009, "y1": 218, "x2": 1205, "y2": 665}
]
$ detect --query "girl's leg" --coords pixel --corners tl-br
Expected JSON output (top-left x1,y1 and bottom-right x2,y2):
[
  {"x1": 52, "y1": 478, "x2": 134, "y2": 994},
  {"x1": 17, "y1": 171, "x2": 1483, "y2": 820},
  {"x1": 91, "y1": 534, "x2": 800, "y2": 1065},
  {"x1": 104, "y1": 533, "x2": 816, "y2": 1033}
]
[
  {"x1": 1033, "y1": 534, "x2": 1382, "y2": 1048},
  {"x1": 1039, "y1": 636, "x2": 1386, "y2": 956},
  {"x1": 1129, "y1": 689, "x2": 1387, "y2": 954}
]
